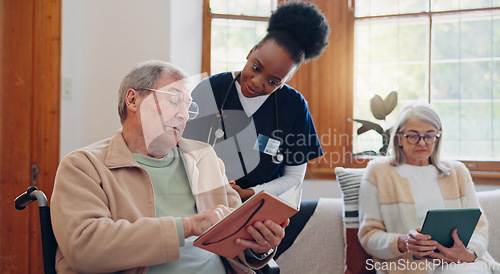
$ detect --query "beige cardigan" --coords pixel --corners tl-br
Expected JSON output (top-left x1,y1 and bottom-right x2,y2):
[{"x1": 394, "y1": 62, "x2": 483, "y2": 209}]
[{"x1": 51, "y1": 130, "x2": 272, "y2": 273}]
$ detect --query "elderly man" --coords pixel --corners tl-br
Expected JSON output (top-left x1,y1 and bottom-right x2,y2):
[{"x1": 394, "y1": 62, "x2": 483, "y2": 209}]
[{"x1": 51, "y1": 60, "x2": 287, "y2": 273}]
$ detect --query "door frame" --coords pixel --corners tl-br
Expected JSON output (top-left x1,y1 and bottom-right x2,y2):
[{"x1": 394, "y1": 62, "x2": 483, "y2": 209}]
[{"x1": 0, "y1": 0, "x2": 61, "y2": 272}]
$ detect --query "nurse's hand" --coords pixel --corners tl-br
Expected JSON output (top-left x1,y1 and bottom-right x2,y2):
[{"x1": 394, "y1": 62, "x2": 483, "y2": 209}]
[
  {"x1": 230, "y1": 181, "x2": 255, "y2": 202},
  {"x1": 235, "y1": 219, "x2": 290, "y2": 254}
]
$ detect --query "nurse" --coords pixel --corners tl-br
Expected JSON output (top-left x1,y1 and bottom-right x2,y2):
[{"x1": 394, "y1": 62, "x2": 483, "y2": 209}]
[{"x1": 183, "y1": 1, "x2": 330, "y2": 257}]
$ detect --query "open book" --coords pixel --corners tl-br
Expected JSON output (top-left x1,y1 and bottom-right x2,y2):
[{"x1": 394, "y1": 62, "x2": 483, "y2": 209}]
[{"x1": 193, "y1": 188, "x2": 300, "y2": 258}]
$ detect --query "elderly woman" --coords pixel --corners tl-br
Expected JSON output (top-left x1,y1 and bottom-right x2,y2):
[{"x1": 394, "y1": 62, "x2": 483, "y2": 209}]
[{"x1": 358, "y1": 103, "x2": 497, "y2": 274}]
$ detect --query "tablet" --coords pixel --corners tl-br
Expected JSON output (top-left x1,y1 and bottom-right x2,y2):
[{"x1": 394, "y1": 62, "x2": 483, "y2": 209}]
[{"x1": 420, "y1": 208, "x2": 482, "y2": 248}]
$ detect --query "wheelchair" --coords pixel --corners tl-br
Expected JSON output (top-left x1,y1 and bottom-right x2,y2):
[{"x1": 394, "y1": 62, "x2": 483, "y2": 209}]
[
  {"x1": 15, "y1": 186, "x2": 57, "y2": 274},
  {"x1": 15, "y1": 187, "x2": 279, "y2": 274}
]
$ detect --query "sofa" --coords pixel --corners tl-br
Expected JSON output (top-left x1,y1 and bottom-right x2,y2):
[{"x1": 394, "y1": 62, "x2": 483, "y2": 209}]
[{"x1": 275, "y1": 168, "x2": 500, "y2": 274}]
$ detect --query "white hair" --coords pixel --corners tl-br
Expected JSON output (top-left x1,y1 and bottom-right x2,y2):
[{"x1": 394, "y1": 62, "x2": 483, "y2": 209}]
[{"x1": 387, "y1": 102, "x2": 450, "y2": 175}]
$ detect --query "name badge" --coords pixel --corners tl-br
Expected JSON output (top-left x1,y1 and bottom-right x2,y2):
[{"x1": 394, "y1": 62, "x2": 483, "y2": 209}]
[{"x1": 253, "y1": 134, "x2": 281, "y2": 156}]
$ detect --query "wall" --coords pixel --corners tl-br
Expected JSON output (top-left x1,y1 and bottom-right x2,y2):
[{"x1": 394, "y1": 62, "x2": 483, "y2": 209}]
[{"x1": 60, "y1": 0, "x2": 202, "y2": 158}]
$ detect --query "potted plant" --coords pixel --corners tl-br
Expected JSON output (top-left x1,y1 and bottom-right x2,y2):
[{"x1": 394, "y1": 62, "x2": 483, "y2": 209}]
[{"x1": 350, "y1": 91, "x2": 398, "y2": 155}]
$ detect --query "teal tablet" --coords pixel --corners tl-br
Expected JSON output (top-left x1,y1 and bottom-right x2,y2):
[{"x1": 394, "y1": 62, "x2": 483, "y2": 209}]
[{"x1": 420, "y1": 208, "x2": 482, "y2": 248}]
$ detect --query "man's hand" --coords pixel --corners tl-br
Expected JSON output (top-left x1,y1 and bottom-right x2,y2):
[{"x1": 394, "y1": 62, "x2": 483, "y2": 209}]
[
  {"x1": 235, "y1": 218, "x2": 290, "y2": 254},
  {"x1": 182, "y1": 205, "x2": 232, "y2": 238}
]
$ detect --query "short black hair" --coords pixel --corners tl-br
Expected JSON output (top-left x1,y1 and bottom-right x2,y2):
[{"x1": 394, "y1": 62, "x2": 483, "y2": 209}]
[{"x1": 263, "y1": 1, "x2": 330, "y2": 63}]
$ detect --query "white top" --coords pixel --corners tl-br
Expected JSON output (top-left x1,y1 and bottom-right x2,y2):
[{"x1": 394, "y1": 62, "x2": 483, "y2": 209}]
[{"x1": 395, "y1": 164, "x2": 446, "y2": 226}]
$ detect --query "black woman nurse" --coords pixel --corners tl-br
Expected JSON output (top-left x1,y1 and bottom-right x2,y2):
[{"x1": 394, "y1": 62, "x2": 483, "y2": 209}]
[{"x1": 183, "y1": 1, "x2": 330, "y2": 259}]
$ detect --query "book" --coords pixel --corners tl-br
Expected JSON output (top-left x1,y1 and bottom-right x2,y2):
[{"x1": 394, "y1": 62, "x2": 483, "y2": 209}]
[
  {"x1": 193, "y1": 190, "x2": 300, "y2": 258},
  {"x1": 420, "y1": 208, "x2": 482, "y2": 248}
]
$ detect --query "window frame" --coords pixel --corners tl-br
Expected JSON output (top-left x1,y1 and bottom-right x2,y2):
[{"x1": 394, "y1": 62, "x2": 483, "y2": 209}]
[
  {"x1": 201, "y1": 0, "x2": 273, "y2": 75},
  {"x1": 352, "y1": 5, "x2": 500, "y2": 184},
  {"x1": 201, "y1": 0, "x2": 500, "y2": 184}
]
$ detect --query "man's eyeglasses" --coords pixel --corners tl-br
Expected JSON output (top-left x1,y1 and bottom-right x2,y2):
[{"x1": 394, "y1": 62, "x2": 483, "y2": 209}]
[
  {"x1": 400, "y1": 133, "x2": 440, "y2": 145},
  {"x1": 138, "y1": 88, "x2": 199, "y2": 120}
]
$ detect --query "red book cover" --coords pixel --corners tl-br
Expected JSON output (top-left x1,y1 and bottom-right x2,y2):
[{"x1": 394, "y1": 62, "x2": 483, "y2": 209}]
[{"x1": 194, "y1": 191, "x2": 299, "y2": 258}]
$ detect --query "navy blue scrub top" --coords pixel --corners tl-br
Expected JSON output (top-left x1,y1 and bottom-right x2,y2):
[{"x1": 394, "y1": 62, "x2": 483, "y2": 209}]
[{"x1": 183, "y1": 72, "x2": 323, "y2": 189}]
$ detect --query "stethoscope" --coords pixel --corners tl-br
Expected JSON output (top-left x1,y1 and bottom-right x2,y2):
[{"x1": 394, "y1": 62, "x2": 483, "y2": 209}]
[{"x1": 209, "y1": 72, "x2": 284, "y2": 166}]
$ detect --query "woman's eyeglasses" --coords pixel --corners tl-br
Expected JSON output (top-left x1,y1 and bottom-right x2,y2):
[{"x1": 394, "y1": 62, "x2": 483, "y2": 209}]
[
  {"x1": 400, "y1": 133, "x2": 440, "y2": 145},
  {"x1": 138, "y1": 88, "x2": 199, "y2": 120}
]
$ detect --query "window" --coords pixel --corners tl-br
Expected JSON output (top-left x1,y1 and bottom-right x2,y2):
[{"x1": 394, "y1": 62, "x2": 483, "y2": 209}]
[
  {"x1": 203, "y1": 0, "x2": 277, "y2": 75},
  {"x1": 353, "y1": 0, "x2": 500, "y2": 163}
]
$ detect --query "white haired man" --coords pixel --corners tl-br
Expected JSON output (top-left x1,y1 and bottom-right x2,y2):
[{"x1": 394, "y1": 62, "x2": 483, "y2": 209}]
[{"x1": 51, "y1": 60, "x2": 288, "y2": 273}]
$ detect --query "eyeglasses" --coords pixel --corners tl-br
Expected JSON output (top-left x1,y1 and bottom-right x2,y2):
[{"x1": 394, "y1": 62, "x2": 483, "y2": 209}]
[
  {"x1": 139, "y1": 88, "x2": 199, "y2": 120},
  {"x1": 400, "y1": 133, "x2": 440, "y2": 145}
]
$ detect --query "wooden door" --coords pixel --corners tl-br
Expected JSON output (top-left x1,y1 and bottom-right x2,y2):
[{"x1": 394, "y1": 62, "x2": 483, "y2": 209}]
[{"x1": 0, "y1": 0, "x2": 61, "y2": 273}]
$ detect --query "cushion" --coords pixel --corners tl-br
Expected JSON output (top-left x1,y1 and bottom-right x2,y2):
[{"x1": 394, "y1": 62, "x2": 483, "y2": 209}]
[
  {"x1": 335, "y1": 167, "x2": 374, "y2": 274},
  {"x1": 275, "y1": 198, "x2": 345, "y2": 274}
]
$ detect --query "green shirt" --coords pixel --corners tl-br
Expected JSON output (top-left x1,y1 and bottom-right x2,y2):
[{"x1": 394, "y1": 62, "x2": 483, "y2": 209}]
[{"x1": 133, "y1": 148, "x2": 225, "y2": 274}]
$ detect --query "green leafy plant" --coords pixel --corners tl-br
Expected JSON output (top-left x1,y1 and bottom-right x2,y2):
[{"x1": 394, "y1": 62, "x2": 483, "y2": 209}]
[{"x1": 350, "y1": 91, "x2": 398, "y2": 155}]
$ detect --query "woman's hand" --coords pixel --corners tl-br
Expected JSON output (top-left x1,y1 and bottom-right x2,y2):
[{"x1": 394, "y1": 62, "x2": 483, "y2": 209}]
[
  {"x1": 398, "y1": 228, "x2": 438, "y2": 258},
  {"x1": 235, "y1": 218, "x2": 290, "y2": 254},
  {"x1": 230, "y1": 181, "x2": 255, "y2": 202},
  {"x1": 182, "y1": 205, "x2": 232, "y2": 238},
  {"x1": 427, "y1": 229, "x2": 477, "y2": 263}
]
